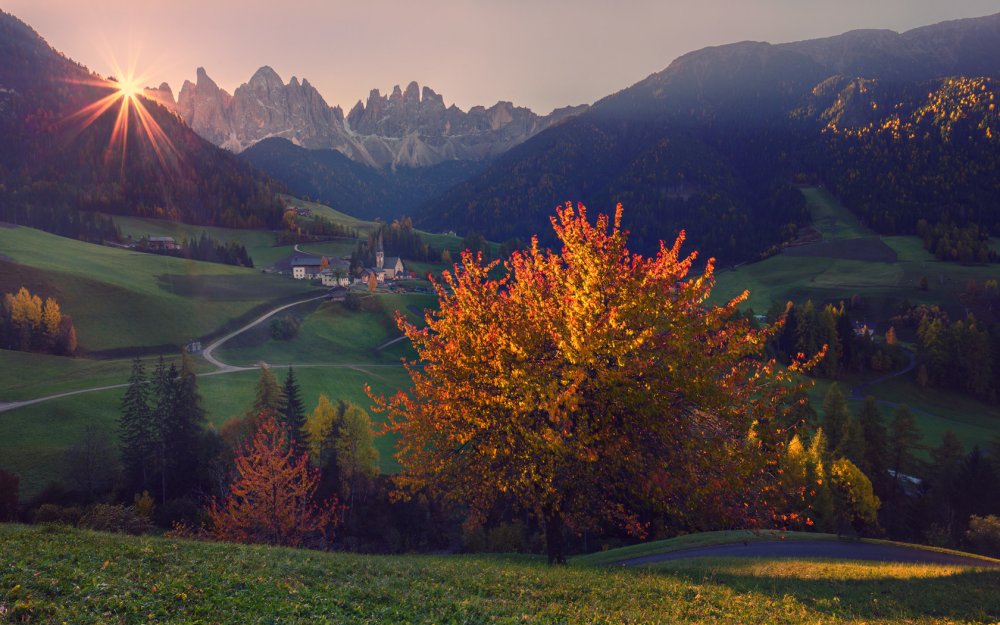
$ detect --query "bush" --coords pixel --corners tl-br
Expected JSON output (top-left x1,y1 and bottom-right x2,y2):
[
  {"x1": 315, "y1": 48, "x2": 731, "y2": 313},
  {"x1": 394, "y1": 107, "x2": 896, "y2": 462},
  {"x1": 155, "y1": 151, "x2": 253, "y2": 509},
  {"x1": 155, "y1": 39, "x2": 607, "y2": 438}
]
[
  {"x1": 269, "y1": 314, "x2": 301, "y2": 341},
  {"x1": 33, "y1": 504, "x2": 83, "y2": 526},
  {"x1": 78, "y1": 504, "x2": 150, "y2": 535},
  {"x1": 966, "y1": 515, "x2": 1000, "y2": 557}
]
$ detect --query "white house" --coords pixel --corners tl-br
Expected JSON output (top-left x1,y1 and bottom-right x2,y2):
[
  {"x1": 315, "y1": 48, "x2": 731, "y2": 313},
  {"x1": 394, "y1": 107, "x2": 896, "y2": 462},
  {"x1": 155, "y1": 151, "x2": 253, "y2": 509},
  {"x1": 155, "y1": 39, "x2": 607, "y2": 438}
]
[{"x1": 291, "y1": 257, "x2": 324, "y2": 280}]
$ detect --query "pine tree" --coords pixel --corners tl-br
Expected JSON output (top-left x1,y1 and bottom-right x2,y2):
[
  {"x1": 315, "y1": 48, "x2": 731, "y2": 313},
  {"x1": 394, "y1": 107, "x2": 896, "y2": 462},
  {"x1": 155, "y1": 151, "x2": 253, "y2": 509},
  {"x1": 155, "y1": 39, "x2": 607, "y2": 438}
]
[
  {"x1": 162, "y1": 351, "x2": 207, "y2": 499},
  {"x1": 119, "y1": 357, "x2": 153, "y2": 496},
  {"x1": 886, "y1": 404, "x2": 922, "y2": 532},
  {"x1": 858, "y1": 396, "x2": 889, "y2": 496},
  {"x1": 280, "y1": 367, "x2": 306, "y2": 451},
  {"x1": 821, "y1": 383, "x2": 851, "y2": 452},
  {"x1": 150, "y1": 356, "x2": 175, "y2": 502}
]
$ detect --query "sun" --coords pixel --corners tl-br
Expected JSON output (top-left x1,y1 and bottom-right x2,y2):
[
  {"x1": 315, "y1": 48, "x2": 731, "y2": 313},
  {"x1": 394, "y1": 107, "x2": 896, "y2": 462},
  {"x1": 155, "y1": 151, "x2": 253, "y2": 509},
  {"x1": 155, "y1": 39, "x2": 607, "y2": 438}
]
[
  {"x1": 115, "y1": 76, "x2": 141, "y2": 100},
  {"x1": 61, "y1": 58, "x2": 179, "y2": 172}
]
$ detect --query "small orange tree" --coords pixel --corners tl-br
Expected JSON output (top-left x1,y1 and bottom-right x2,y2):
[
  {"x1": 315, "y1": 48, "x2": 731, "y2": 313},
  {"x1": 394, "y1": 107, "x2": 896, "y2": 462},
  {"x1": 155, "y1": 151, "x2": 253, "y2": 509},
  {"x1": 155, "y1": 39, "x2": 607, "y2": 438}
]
[
  {"x1": 373, "y1": 203, "x2": 809, "y2": 563},
  {"x1": 207, "y1": 414, "x2": 339, "y2": 548}
]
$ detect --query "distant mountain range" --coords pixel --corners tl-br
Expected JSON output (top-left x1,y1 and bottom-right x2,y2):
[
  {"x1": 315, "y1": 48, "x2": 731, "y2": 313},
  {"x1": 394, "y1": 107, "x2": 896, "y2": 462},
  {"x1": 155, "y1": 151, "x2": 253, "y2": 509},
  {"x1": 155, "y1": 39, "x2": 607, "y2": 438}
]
[
  {"x1": 1, "y1": 9, "x2": 998, "y2": 264},
  {"x1": 415, "y1": 13, "x2": 1000, "y2": 260},
  {"x1": 152, "y1": 67, "x2": 586, "y2": 169}
]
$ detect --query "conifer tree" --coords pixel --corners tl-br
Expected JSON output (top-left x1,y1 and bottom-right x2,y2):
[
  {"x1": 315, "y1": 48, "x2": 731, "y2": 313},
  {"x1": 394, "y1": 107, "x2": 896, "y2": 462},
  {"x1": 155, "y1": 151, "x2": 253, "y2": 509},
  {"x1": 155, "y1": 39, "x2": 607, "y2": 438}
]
[
  {"x1": 858, "y1": 396, "x2": 889, "y2": 495},
  {"x1": 886, "y1": 404, "x2": 922, "y2": 531},
  {"x1": 821, "y1": 383, "x2": 851, "y2": 452},
  {"x1": 119, "y1": 357, "x2": 153, "y2": 496},
  {"x1": 280, "y1": 367, "x2": 306, "y2": 451},
  {"x1": 207, "y1": 414, "x2": 339, "y2": 547},
  {"x1": 163, "y1": 351, "x2": 207, "y2": 498}
]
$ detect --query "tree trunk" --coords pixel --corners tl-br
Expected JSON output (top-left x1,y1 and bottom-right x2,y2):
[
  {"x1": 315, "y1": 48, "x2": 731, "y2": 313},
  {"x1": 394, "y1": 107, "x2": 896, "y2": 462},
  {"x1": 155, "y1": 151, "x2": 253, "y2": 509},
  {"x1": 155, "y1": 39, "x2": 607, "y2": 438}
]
[{"x1": 544, "y1": 508, "x2": 567, "y2": 565}]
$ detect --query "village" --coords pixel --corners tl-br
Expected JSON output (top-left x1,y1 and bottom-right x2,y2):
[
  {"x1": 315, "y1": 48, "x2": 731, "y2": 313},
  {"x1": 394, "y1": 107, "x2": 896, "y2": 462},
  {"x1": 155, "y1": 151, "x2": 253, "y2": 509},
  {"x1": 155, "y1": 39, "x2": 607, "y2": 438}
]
[{"x1": 283, "y1": 235, "x2": 410, "y2": 290}]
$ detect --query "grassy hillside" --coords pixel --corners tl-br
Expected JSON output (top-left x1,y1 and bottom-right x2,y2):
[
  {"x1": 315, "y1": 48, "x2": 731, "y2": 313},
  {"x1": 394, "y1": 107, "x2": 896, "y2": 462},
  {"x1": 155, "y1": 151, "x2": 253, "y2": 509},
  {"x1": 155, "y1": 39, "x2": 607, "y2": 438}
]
[
  {"x1": 1, "y1": 524, "x2": 998, "y2": 624},
  {"x1": 713, "y1": 188, "x2": 1000, "y2": 448},
  {"x1": 0, "y1": 226, "x2": 313, "y2": 351},
  {"x1": 215, "y1": 293, "x2": 431, "y2": 367},
  {"x1": 0, "y1": 363, "x2": 409, "y2": 498},
  {"x1": 113, "y1": 216, "x2": 293, "y2": 268}
]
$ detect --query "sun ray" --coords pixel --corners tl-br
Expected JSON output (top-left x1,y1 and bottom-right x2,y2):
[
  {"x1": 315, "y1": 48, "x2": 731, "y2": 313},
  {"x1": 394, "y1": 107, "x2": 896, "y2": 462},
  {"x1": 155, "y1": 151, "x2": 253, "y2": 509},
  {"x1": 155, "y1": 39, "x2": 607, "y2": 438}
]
[{"x1": 61, "y1": 50, "x2": 180, "y2": 173}]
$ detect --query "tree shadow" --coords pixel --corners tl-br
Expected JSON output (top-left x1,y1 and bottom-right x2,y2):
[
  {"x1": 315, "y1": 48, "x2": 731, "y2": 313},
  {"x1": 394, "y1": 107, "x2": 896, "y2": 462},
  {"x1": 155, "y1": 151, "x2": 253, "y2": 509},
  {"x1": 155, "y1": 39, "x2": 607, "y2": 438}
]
[{"x1": 648, "y1": 559, "x2": 1000, "y2": 622}]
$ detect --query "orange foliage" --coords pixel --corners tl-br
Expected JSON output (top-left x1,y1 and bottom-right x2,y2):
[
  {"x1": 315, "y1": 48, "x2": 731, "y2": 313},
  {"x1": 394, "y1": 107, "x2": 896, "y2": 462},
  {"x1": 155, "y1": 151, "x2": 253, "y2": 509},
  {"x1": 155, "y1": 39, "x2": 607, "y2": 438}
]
[
  {"x1": 206, "y1": 414, "x2": 339, "y2": 548},
  {"x1": 372, "y1": 202, "x2": 810, "y2": 562}
]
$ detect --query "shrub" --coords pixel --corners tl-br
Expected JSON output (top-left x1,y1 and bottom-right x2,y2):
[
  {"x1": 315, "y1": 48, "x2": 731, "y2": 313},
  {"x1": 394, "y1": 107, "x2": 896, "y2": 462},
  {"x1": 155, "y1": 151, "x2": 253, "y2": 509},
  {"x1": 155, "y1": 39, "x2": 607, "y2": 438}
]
[
  {"x1": 33, "y1": 504, "x2": 83, "y2": 526},
  {"x1": 78, "y1": 504, "x2": 150, "y2": 535},
  {"x1": 966, "y1": 514, "x2": 1000, "y2": 557}
]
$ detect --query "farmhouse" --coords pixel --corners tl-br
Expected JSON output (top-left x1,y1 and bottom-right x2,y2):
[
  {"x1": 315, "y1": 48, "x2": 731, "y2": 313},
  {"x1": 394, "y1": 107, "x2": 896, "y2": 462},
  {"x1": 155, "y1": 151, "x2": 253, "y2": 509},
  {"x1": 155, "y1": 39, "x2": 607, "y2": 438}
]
[
  {"x1": 147, "y1": 236, "x2": 177, "y2": 251},
  {"x1": 290, "y1": 257, "x2": 324, "y2": 280},
  {"x1": 319, "y1": 259, "x2": 352, "y2": 287}
]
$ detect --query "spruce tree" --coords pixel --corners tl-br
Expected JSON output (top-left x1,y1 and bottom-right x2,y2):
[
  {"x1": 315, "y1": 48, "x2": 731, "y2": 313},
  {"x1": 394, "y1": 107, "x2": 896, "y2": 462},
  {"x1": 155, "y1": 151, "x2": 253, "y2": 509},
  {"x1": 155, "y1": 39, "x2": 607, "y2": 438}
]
[
  {"x1": 280, "y1": 366, "x2": 306, "y2": 451},
  {"x1": 821, "y1": 383, "x2": 851, "y2": 452},
  {"x1": 163, "y1": 351, "x2": 207, "y2": 499},
  {"x1": 119, "y1": 357, "x2": 153, "y2": 496},
  {"x1": 858, "y1": 396, "x2": 889, "y2": 495},
  {"x1": 150, "y1": 356, "x2": 175, "y2": 502},
  {"x1": 886, "y1": 404, "x2": 922, "y2": 533}
]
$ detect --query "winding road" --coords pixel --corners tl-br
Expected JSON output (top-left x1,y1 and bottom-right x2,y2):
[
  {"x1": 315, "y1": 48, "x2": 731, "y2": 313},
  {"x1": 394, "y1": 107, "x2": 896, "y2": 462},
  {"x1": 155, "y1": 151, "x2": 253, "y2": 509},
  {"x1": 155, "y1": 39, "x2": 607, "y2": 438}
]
[
  {"x1": 0, "y1": 291, "x2": 395, "y2": 414},
  {"x1": 849, "y1": 347, "x2": 917, "y2": 402},
  {"x1": 200, "y1": 294, "x2": 329, "y2": 372},
  {"x1": 618, "y1": 539, "x2": 1000, "y2": 568}
]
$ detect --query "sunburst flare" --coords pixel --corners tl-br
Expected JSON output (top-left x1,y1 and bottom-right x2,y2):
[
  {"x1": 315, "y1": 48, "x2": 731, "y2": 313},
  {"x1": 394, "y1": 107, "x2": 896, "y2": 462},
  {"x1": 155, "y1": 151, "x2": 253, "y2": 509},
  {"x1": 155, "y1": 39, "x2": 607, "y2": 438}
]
[{"x1": 62, "y1": 54, "x2": 179, "y2": 172}]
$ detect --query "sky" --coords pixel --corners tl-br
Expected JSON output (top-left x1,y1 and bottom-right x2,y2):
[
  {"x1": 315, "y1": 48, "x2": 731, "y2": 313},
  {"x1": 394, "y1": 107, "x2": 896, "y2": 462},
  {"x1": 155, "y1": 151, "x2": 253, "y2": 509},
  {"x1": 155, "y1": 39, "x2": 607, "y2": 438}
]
[{"x1": 5, "y1": 0, "x2": 1000, "y2": 114}]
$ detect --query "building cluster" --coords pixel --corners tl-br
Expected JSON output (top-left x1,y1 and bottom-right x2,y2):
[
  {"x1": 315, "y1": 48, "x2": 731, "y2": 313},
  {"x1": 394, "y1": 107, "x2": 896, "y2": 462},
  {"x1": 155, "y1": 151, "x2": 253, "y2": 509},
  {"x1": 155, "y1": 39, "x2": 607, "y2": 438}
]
[{"x1": 289, "y1": 236, "x2": 407, "y2": 288}]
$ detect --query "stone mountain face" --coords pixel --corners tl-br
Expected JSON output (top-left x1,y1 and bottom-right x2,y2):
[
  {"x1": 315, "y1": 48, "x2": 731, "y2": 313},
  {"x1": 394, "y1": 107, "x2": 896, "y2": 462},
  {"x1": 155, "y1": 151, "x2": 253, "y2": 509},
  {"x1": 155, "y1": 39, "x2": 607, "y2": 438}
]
[{"x1": 165, "y1": 69, "x2": 586, "y2": 168}]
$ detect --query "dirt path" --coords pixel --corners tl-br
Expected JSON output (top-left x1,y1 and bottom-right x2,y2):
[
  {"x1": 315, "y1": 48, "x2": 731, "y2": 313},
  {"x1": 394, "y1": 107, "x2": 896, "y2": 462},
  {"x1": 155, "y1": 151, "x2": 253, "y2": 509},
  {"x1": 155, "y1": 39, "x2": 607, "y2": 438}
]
[{"x1": 618, "y1": 540, "x2": 1000, "y2": 568}]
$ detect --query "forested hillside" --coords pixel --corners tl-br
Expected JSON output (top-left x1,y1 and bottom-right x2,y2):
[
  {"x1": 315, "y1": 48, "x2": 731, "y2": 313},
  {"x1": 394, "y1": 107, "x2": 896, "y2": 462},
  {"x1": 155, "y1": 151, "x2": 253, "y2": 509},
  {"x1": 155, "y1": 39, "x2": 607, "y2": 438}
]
[{"x1": 0, "y1": 11, "x2": 286, "y2": 238}]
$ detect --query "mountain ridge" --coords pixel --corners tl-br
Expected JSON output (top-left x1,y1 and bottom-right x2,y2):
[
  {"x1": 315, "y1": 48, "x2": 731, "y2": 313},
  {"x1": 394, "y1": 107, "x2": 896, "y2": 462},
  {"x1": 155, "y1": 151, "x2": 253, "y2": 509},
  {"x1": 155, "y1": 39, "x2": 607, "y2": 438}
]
[{"x1": 160, "y1": 67, "x2": 587, "y2": 168}]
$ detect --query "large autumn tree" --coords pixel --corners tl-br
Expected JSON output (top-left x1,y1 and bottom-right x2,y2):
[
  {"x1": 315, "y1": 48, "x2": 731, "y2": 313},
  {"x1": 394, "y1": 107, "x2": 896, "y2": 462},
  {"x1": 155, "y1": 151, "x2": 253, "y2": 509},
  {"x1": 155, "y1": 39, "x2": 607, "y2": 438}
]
[{"x1": 373, "y1": 202, "x2": 809, "y2": 563}]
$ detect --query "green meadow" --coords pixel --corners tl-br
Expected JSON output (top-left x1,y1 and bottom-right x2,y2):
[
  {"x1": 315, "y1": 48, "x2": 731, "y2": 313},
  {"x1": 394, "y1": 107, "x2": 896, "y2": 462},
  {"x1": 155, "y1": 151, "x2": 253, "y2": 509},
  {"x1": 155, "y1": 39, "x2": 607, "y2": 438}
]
[
  {"x1": 714, "y1": 188, "x2": 1000, "y2": 448},
  {"x1": 0, "y1": 362, "x2": 409, "y2": 498},
  {"x1": 1, "y1": 523, "x2": 998, "y2": 624},
  {"x1": 0, "y1": 226, "x2": 313, "y2": 352}
]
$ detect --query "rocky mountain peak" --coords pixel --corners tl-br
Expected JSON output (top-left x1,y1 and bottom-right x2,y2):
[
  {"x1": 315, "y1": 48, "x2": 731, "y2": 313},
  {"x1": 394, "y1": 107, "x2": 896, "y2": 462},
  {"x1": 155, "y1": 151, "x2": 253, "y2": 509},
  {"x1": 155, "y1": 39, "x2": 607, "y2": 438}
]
[
  {"x1": 403, "y1": 81, "x2": 420, "y2": 103},
  {"x1": 173, "y1": 69, "x2": 589, "y2": 168}
]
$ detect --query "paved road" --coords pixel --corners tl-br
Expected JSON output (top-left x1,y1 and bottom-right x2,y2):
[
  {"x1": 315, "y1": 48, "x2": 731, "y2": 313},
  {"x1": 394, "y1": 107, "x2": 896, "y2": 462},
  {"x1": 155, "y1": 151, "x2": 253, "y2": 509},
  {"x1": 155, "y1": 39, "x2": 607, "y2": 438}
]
[
  {"x1": 200, "y1": 294, "x2": 329, "y2": 372},
  {"x1": 0, "y1": 292, "x2": 387, "y2": 414},
  {"x1": 618, "y1": 540, "x2": 1000, "y2": 568}
]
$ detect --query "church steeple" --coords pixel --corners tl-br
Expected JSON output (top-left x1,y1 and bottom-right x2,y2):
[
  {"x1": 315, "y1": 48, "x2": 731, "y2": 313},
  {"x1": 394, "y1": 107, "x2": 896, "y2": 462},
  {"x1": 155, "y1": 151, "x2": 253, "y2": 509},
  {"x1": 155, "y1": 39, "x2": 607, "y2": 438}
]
[{"x1": 376, "y1": 234, "x2": 384, "y2": 270}]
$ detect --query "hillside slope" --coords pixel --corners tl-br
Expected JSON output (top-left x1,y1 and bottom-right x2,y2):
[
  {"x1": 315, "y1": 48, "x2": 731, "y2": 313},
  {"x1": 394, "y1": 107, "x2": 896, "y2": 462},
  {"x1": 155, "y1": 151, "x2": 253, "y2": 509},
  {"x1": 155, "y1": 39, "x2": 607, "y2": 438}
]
[
  {"x1": 0, "y1": 11, "x2": 285, "y2": 232},
  {"x1": 417, "y1": 13, "x2": 1000, "y2": 263},
  {"x1": 2, "y1": 524, "x2": 998, "y2": 624}
]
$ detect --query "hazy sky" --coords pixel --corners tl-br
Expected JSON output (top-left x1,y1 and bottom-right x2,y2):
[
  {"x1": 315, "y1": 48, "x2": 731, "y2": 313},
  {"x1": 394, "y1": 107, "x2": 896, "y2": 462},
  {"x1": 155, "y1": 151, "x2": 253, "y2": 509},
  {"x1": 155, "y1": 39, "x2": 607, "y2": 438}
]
[{"x1": 6, "y1": 0, "x2": 1000, "y2": 114}]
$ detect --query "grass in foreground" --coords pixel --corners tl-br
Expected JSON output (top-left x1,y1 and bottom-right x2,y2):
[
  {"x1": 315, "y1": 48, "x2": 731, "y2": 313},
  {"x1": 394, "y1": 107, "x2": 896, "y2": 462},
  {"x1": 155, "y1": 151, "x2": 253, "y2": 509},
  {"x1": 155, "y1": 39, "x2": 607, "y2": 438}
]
[{"x1": 1, "y1": 524, "x2": 998, "y2": 624}]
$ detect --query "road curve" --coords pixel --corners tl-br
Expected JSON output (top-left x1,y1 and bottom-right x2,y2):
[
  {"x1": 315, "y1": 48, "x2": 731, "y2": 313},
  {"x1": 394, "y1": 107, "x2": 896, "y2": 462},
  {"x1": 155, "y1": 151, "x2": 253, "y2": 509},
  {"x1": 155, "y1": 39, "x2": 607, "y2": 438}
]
[
  {"x1": 200, "y1": 294, "x2": 329, "y2": 372},
  {"x1": 618, "y1": 539, "x2": 1000, "y2": 568},
  {"x1": 850, "y1": 347, "x2": 917, "y2": 401}
]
